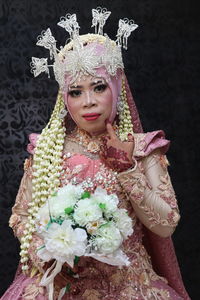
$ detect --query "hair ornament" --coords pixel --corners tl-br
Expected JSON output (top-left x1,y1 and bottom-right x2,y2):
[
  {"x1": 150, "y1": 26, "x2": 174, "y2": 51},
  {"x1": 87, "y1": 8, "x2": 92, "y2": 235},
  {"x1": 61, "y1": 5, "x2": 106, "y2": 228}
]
[
  {"x1": 30, "y1": 7, "x2": 138, "y2": 89},
  {"x1": 57, "y1": 13, "x2": 80, "y2": 38},
  {"x1": 101, "y1": 34, "x2": 124, "y2": 76},
  {"x1": 91, "y1": 7, "x2": 111, "y2": 35},
  {"x1": 36, "y1": 28, "x2": 57, "y2": 59},
  {"x1": 64, "y1": 36, "x2": 101, "y2": 81},
  {"x1": 30, "y1": 57, "x2": 49, "y2": 78},
  {"x1": 59, "y1": 107, "x2": 68, "y2": 119},
  {"x1": 116, "y1": 18, "x2": 138, "y2": 50}
]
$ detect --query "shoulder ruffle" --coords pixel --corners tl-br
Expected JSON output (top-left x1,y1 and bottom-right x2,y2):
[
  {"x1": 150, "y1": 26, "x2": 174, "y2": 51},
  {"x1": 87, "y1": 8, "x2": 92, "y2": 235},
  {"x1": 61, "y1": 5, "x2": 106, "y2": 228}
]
[
  {"x1": 27, "y1": 133, "x2": 40, "y2": 154},
  {"x1": 133, "y1": 130, "x2": 170, "y2": 159}
]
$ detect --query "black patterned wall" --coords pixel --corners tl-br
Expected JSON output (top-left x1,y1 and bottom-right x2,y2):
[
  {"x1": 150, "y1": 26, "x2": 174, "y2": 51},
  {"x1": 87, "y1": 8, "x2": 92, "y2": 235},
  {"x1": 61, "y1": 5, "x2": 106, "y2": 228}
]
[{"x1": 0, "y1": 0, "x2": 199, "y2": 298}]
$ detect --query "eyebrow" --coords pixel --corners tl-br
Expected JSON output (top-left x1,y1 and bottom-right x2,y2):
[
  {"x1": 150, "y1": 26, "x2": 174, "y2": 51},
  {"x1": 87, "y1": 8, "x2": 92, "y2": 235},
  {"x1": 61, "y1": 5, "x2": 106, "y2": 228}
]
[{"x1": 69, "y1": 80, "x2": 105, "y2": 89}]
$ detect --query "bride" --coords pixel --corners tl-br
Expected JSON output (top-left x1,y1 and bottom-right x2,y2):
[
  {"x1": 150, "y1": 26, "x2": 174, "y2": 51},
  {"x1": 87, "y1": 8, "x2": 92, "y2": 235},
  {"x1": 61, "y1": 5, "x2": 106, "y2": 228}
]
[{"x1": 1, "y1": 7, "x2": 190, "y2": 300}]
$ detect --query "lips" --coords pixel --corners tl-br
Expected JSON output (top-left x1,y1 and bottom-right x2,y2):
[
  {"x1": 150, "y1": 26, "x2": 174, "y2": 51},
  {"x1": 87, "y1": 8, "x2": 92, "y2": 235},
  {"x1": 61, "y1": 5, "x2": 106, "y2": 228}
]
[{"x1": 82, "y1": 113, "x2": 101, "y2": 121}]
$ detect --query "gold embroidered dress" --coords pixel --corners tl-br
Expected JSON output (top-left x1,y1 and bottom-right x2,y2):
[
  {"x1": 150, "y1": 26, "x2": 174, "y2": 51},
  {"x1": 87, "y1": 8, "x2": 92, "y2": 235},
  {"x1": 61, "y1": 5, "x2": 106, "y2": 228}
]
[{"x1": 3, "y1": 128, "x2": 185, "y2": 300}]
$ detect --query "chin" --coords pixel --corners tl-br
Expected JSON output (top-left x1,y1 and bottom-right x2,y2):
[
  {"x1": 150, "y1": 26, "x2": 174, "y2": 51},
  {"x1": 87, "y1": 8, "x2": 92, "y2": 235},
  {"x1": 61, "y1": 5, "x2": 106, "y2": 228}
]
[
  {"x1": 83, "y1": 125, "x2": 106, "y2": 136},
  {"x1": 79, "y1": 118, "x2": 107, "y2": 135}
]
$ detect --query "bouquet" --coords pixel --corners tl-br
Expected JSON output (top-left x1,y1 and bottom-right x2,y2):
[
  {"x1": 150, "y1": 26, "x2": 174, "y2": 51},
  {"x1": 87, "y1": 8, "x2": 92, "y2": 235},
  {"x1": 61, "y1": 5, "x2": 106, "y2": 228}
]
[{"x1": 36, "y1": 184, "x2": 134, "y2": 299}]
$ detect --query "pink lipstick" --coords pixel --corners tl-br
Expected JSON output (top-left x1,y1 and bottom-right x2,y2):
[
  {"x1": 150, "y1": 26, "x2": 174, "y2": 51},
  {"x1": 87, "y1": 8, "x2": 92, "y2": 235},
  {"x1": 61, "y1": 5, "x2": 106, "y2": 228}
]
[{"x1": 83, "y1": 113, "x2": 101, "y2": 121}]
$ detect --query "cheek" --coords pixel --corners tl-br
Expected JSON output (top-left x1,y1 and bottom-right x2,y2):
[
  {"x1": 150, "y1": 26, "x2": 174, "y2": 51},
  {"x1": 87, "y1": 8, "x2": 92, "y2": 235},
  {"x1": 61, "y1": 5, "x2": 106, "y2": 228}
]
[
  {"x1": 66, "y1": 97, "x2": 80, "y2": 118},
  {"x1": 101, "y1": 90, "x2": 113, "y2": 112}
]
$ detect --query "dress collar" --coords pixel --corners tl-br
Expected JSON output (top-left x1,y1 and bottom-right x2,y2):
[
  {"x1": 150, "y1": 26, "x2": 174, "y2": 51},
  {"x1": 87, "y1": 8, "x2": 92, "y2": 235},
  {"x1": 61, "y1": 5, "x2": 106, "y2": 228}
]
[{"x1": 66, "y1": 125, "x2": 119, "y2": 154}]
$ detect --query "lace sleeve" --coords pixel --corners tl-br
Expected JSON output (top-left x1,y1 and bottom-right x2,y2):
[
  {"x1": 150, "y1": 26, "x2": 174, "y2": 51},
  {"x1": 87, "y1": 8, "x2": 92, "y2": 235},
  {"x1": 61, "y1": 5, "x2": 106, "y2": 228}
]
[
  {"x1": 117, "y1": 149, "x2": 180, "y2": 237},
  {"x1": 9, "y1": 157, "x2": 45, "y2": 273}
]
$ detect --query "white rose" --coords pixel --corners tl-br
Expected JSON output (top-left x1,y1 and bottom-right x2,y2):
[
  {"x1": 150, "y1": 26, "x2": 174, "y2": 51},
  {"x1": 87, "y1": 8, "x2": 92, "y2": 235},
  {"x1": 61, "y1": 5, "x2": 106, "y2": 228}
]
[
  {"x1": 92, "y1": 187, "x2": 119, "y2": 215},
  {"x1": 38, "y1": 219, "x2": 87, "y2": 267},
  {"x1": 73, "y1": 198, "x2": 102, "y2": 227},
  {"x1": 86, "y1": 218, "x2": 105, "y2": 235},
  {"x1": 48, "y1": 184, "x2": 84, "y2": 218},
  {"x1": 113, "y1": 209, "x2": 133, "y2": 238},
  {"x1": 94, "y1": 222, "x2": 123, "y2": 254},
  {"x1": 48, "y1": 196, "x2": 69, "y2": 218},
  {"x1": 57, "y1": 183, "x2": 83, "y2": 203}
]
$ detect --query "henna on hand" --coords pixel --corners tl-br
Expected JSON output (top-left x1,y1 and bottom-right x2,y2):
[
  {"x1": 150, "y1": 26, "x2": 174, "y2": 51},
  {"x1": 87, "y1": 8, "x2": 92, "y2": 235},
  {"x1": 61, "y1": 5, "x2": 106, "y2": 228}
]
[
  {"x1": 100, "y1": 143, "x2": 133, "y2": 172},
  {"x1": 99, "y1": 124, "x2": 135, "y2": 172}
]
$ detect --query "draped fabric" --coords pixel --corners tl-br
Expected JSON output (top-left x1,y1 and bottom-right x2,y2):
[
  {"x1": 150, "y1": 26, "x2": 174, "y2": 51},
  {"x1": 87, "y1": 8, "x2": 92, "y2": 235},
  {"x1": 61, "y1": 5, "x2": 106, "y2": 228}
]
[{"x1": 124, "y1": 76, "x2": 190, "y2": 299}]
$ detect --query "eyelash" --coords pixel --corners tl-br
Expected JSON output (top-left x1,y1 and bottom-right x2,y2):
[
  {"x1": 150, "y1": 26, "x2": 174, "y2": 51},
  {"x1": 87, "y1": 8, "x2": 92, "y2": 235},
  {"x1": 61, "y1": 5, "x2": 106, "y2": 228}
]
[
  {"x1": 68, "y1": 90, "x2": 81, "y2": 98},
  {"x1": 68, "y1": 84, "x2": 108, "y2": 98},
  {"x1": 94, "y1": 84, "x2": 107, "y2": 93}
]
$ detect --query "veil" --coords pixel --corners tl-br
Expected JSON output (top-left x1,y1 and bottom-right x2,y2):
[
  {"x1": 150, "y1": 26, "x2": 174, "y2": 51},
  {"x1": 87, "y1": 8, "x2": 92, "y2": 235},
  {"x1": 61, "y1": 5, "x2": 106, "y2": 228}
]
[{"x1": 124, "y1": 75, "x2": 190, "y2": 300}]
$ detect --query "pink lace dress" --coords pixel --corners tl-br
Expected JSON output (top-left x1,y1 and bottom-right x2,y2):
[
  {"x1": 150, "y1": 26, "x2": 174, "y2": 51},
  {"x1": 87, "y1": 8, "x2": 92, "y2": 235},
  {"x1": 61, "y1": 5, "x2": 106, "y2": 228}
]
[{"x1": 1, "y1": 129, "x2": 189, "y2": 300}]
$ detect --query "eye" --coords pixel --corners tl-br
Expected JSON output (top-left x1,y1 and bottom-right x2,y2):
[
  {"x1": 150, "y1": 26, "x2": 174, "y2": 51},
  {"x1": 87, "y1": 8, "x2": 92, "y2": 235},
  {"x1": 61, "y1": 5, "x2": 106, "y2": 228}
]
[
  {"x1": 68, "y1": 90, "x2": 82, "y2": 98},
  {"x1": 94, "y1": 84, "x2": 107, "y2": 93}
]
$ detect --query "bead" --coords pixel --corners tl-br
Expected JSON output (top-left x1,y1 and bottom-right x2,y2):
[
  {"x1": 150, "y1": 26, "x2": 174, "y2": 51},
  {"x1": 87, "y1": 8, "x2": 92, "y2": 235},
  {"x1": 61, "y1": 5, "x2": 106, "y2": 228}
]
[
  {"x1": 20, "y1": 257, "x2": 28, "y2": 263},
  {"x1": 22, "y1": 265, "x2": 29, "y2": 271}
]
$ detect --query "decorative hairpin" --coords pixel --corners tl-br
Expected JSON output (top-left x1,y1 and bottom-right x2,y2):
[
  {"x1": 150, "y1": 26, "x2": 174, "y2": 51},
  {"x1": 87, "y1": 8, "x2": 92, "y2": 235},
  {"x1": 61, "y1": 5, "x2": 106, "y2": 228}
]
[
  {"x1": 30, "y1": 7, "x2": 138, "y2": 89},
  {"x1": 57, "y1": 13, "x2": 80, "y2": 38},
  {"x1": 116, "y1": 18, "x2": 138, "y2": 50},
  {"x1": 91, "y1": 7, "x2": 111, "y2": 35}
]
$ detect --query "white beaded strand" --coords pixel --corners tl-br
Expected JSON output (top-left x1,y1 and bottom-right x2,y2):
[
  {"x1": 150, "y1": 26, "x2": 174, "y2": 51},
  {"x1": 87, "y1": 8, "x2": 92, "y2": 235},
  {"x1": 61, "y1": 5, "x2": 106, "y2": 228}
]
[
  {"x1": 20, "y1": 93, "x2": 66, "y2": 272},
  {"x1": 119, "y1": 79, "x2": 134, "y2": 141}
]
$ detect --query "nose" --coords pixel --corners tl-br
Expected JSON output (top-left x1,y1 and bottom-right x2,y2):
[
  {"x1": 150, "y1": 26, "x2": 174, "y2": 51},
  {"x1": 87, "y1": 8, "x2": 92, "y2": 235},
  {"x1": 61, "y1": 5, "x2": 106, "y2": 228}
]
[{"x1": 83, "y1": 90, "x2": 97, "y2": 108}]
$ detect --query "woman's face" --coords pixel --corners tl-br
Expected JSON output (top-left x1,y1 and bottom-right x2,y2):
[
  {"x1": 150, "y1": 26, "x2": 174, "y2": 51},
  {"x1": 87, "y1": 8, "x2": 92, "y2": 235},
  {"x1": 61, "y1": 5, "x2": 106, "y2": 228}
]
[{"x1": 66, "y1": 76, "x2": 113, "y2": 135}]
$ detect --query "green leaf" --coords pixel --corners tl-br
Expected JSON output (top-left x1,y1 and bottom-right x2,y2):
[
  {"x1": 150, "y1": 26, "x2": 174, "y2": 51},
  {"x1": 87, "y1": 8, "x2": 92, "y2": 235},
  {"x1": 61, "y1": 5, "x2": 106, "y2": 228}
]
[
  {"x1": 65, "y1": 283, "x2": 71, "y2": 293},
  {"x1": 46, "y1": 220, "x2": 52, "y2": 230},
  {"x1": 48, "y1": 217, "x2": 64, "y2": 226},
  {"x1": 66, "y1": 268, "x2": 75, "y2": 276},
  {"x1": 74, "y1": 256, "x2": 80, "y2": 265},
  {"x1": 51, "y1": 217, "x2": 57, "y2": 223},
  {"x1": 51, "y1": 191, "x2": 58, "y2": 197},
  {"x1": 64, "y1": 207, "x2": 74, "y2": 215},
  {"x1": 37, "y1": 245, "x2": 45, "y2": 251},
  {"x1": 99, "y1": 222, "x2": 110, "y2": 228},
  {"x1": 81, "y1": 191, "x2": 91, "y2": 199},
  {"x1": 99, "y1": 203, "x2": 106, "y2": 210},
  {"x1": 57, "y1": 218, "x2": 63, "y2": 225}
]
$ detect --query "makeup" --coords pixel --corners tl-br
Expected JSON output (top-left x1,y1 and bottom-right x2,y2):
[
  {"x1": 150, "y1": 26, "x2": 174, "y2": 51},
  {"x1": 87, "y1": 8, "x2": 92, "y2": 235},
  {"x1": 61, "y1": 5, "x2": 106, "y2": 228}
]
[{"x1": 82, "y1": 113, "x2": 101, "y2": 121}]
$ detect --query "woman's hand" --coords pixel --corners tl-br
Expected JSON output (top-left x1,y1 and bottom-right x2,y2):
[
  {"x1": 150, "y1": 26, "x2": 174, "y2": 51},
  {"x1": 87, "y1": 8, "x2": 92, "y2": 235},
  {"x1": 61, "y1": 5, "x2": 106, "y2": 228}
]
[{"x1": 100, "y1": 123, "x2": 135, "y2": 172}]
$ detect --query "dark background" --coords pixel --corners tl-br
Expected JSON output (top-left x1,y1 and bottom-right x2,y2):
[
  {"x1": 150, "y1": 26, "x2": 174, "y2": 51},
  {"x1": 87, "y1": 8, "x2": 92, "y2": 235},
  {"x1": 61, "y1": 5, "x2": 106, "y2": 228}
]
[{"x1": 0, "y1": 0, "x2": 199, "y2": 298}]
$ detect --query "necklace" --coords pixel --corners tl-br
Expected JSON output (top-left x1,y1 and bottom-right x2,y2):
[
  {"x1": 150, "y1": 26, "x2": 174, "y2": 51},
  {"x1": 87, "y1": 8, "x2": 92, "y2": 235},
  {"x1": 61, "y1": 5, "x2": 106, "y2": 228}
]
[{"x1": 66, "y1": 125, "x2": 119, "y2": 154}]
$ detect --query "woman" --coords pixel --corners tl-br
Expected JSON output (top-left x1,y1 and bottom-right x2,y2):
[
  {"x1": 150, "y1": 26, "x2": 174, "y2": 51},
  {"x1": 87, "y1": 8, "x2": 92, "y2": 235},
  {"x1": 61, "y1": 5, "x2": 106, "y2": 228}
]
[{"x1": 1, "y1": 8, "x2": 190, "y2": 300}]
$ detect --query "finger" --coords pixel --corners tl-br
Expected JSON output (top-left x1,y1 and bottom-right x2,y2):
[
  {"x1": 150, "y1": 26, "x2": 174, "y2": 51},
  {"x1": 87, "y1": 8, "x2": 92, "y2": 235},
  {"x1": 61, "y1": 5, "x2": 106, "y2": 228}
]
[
  {"x1": 99, "y1": 147, "x2": 107, "y2": 159},
  {"x1": 101, "y1": 136, "x2": 109, "y2": 144},
  {"x1": 127, "y1": 133, "x2": 134, "y2": 142},
  {"x1": 99, "y1": 143, "x2": 106, "y2": 152},
  {"x1": 106, "y1": 123, "x2": 117, "y2": 140}
]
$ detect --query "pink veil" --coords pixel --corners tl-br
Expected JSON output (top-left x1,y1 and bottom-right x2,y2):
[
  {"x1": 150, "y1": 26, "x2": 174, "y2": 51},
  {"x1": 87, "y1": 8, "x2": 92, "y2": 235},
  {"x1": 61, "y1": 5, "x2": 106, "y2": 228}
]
[{"x1": 124, "y1": 75, "x2": 190, "y2": 300}]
